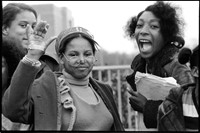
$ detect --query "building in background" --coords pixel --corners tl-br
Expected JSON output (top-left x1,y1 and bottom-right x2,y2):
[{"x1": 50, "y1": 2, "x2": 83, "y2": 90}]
[{"x1": 31, "y1": 4, "x2": 74, "y2": 59}]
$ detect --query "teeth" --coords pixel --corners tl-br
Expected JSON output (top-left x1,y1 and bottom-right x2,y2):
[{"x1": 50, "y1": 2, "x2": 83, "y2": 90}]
[{"x1": 140, "y1": 39, "x2": 150, "y2": 43}]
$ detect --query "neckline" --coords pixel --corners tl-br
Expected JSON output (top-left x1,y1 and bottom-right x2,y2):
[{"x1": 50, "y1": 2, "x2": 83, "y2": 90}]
[
  {"x1": 62, "y1": 69, "x2": 89, "y2": 86},
  {"x1": 71, "y1": 83, "x2": 100, "y2": 105}
]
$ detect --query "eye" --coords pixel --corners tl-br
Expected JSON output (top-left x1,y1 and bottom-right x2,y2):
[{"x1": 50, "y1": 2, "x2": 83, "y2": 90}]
[
  {"x1": 151, "y1": 25, "x2": 159, "y2": 29},
  {"x1": 85, "y1": 51, "x2": 93, "y2": 57},
  {"x1": 136, "y1": 23, "x2": 143, "y2": 29},
  {"x1": 20, "y1": 23, "x2": 28, "y2": 28},
  {"x1": 69, "y1": 53, "x2": 77, "y2": 57}
]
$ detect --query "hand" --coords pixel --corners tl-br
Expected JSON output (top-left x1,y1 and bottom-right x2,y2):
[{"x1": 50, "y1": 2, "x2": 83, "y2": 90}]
[
  {"x1": 26, "y1": 21, "x2": 56, "y2": 60},
  {"x1": 127, "y1": 89, "x2": 147, "y2": 113}
]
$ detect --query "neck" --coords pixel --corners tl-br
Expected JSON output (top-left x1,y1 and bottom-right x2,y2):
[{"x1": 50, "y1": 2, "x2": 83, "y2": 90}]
[{"x1": 62, "y1": 69, "x2": 89, "y2": 86}]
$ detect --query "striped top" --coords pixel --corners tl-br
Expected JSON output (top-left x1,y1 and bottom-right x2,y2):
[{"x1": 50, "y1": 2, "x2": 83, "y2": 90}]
[{"x1": 182, "y1": 87, "x2": 199, "y2": 131}]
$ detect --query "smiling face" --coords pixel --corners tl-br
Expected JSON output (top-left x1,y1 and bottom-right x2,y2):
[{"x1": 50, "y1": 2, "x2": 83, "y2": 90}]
[
  {"x1": 62, "y1": 37, "x2": 95, "y2": 79},
  {"x1": 3, "y1": 11, "x2": 37, "y2": 49},
  {"x1": 135, "y1": 11, "x2": 165, "y2": 59}
]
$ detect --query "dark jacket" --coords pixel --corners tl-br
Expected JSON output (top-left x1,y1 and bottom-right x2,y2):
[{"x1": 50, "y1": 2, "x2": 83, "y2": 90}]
[
  {"x1": 2, "y1": 61, "x2": 124, "y2": 131},
  {"x1": 2, "y1": 36, "x2": 60, "y2": 130},
  {"x1": 157, "y1": 83, "x2": 196, "y2": 131},
  {"x1": 126, "y1": 45, "x2": 195, "y2": 128}
]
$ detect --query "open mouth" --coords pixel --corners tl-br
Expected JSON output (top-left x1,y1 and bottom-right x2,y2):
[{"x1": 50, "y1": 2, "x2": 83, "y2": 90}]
[{"x1": 139, "y1": 39, "x2": 152, "y2": 53}]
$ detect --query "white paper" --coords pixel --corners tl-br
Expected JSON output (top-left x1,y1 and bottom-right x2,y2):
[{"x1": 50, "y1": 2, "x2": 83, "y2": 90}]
[
  {"x1": 135, "y1": 71, "x2": 180, "y2": 131},
  {"x1": 135, "y1": 71, "x2": 180, "y2": 100}
]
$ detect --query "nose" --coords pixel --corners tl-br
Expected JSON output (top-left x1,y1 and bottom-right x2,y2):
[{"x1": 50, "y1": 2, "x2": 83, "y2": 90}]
[
  {"x1": 78, "y1": 55, "x2": 86, "y2": 64},
  {"x1": 140, "y1": 25, "x2": 149, "y2": 36},
  {"x1": 30, "y1": 26, "x2": 34, "y2": 33}
]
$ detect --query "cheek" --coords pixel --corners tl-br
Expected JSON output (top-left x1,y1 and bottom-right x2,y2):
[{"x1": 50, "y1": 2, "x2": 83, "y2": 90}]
[
  {"x1": 9, "y1": 26, "x2": 26, "y2": 37},
  {"x1": 134, "y1": 30, "x2": 140, "y2": 44},
  {"x1": 154, "y1": 34, "x2": 164, "y2": 50}
]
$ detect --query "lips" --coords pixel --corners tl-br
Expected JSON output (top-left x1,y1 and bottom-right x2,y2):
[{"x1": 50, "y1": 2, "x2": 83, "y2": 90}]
[
  {"x1": 76, "y1": 67, "x2": 88, "y2": 71},
  {"x1": 76, "y1": 66, "x2": 88, "y2": 69},
  {"x1": 139, "y1": 39, "x2": 152, "y2": 53}
]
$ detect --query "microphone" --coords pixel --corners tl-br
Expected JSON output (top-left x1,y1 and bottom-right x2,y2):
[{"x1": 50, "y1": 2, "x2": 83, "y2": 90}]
[{"x1": 178, "y1": 47, "x2": 192, "y2": 64}]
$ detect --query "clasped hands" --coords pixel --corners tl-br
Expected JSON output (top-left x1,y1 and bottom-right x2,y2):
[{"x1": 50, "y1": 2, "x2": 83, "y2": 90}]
[
  {"x1": 26, "y1": 20, "x2": 57, "y2": 60},
  {"x1": 127, "y1": 87, "x2": 147, "y2": 113}
]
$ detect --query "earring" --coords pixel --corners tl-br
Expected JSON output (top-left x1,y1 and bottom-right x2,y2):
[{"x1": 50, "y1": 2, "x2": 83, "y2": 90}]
[{"x1": 2, "y1": 30, "x2": 8, "y2": 36}]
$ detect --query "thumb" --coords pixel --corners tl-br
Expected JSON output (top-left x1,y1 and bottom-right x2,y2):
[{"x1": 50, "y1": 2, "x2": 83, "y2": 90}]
[
  {"x1": 26, "y1": 24, "x2": 33, "y2": 40},
  {"x1": 45, "y1": 36, "x2": 57, "y2": 48}
]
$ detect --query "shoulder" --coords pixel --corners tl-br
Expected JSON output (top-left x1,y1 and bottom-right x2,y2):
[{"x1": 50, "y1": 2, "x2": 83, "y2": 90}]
[
  {"x1": 164, "y1": 56, "x2": 190, "y2": 74},
  {"x1": 167, "y1": 83, "x2": 195, "y2": 101},
  {"x1": 35, "y1": 70, "x2": 56, "y2": 82},
  {"x1": 89, "y1": 78, "x2": 113, "y2": 93},
  {"x1": 90, "y1": 78, "x2": 110, "y2": 88},
  {"x1": 131, "y1": 54, "x2": 146, "y2": 70},
  {"x1": 39, "y1": 53, "x2": 60, "y2": 72}
]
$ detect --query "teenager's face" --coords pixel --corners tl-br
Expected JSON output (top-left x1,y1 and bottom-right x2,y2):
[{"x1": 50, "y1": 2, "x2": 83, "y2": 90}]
[
  {"x1": 62, "y1": 37, "x2": 95, "y2": 79},
  {"x1": 135, "y1": 11, "x2": 165, "y2": 59},
  {"x1": 3, "y1": 11, "x2": 37, "y2": 49}
]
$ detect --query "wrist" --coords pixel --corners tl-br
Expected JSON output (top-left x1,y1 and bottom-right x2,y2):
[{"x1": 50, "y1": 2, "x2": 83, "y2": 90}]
[
  {"x1": 22, "y1": 55, "x2": 41, "y2": 67},
  {"x1": 26, "y1": 51, "x2": 41, "y2": 61}
]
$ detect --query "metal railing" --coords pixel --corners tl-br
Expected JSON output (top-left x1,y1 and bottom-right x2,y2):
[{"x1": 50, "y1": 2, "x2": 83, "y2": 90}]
[{"x1": 92, "y1": 65, "x2": 139, "y2": 130}]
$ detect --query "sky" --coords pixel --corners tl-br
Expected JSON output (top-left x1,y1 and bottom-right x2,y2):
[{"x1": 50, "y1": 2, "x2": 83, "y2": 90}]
[{"x1": 2, "y1": 1, "x2": 199, "y2": 54}]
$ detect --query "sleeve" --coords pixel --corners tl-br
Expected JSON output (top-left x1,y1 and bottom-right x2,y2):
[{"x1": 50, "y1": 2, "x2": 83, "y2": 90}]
[
  {"x1": 143, "y1": 100, "x2": 163, "y2": 128},
  {"x1": 2, "y1": 61, "x2": 40, "y2": 124}
]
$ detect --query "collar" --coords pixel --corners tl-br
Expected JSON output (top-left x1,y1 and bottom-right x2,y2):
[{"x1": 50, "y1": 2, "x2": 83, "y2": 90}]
[{"x1": 62, "y1": 69, "x2": 89, "y2": 86}]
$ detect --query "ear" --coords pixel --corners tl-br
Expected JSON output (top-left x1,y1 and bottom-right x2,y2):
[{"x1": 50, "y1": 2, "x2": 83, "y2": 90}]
[
  {"x1": 191, "y1": 66, "x2": 199, "y2": 78},
  {"x1": 60, "y1": 59, "x2": 64, "y2": 65},
  {"x1": 58, "y1": 56, "x2": 64, "y2": 65},
  {"x1": 2, "y1": 25, "x2": 9, "y2": 36}
]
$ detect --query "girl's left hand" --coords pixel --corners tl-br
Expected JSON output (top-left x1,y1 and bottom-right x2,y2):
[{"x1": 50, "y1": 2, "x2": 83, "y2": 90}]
[{"x1": 128, "y1": 89, "x2": 147, "y2": 113}]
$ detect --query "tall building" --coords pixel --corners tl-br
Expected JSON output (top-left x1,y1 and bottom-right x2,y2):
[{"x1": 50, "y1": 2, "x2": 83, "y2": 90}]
[{"x1": 31, "y1": 4, "x2": 74, "y2": 60}]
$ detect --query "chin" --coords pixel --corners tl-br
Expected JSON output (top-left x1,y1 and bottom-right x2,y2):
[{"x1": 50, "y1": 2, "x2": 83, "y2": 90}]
[{"x1": 140, "y1": 53, "x2": 153, "y2": 59}]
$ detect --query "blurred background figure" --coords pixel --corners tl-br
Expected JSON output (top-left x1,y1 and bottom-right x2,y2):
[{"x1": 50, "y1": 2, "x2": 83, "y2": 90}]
[{"x1": 157, "y1": 45, "x2": 199, "y2": 131}]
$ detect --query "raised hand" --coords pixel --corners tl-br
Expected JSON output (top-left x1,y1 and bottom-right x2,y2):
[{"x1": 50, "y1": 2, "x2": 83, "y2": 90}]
[{"x1": 26, "y1": 21, "x2": 56, "y2": 60}]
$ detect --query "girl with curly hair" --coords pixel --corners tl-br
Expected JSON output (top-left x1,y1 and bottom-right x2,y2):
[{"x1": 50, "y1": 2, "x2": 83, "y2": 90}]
[{"x1": 124, "y1": 1, "x2": 194, "y2": 129}]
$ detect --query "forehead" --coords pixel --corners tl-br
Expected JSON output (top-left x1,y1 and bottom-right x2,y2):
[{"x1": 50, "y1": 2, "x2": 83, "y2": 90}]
[
  {"x1": 139, "y1": 11, "x2": 160, "y2": 22},
  {"x1": 65, "y1": 37, "x2": 93, "y2": 51},
  {"x1": 13, "y1": 10, "x2": 36, "y2": 24}
]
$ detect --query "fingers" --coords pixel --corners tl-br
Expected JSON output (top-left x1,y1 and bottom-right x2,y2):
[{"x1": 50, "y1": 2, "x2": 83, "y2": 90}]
[
  {"x1": 34, "y1": 21, "x2": 49, "y2": 38},
  {"x1": 128, "y1": 89, "x2": 137, "y2": 96},
  {"x1": 129, "y1": 97, "x2": 143, "y2": 113}
]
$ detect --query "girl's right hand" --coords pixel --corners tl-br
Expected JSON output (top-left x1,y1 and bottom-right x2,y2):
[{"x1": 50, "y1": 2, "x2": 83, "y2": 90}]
[{"x1": 26, "y1": 21, "x2": 56, "y2": 60}]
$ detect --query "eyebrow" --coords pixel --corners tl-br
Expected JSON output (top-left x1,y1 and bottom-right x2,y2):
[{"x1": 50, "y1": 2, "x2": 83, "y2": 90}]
[{"x1": 138, "y1": 18, "x2": 160, "y2": 23}]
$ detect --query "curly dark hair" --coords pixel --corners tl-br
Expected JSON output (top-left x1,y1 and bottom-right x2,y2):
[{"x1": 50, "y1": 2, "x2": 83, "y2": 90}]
[
  {"x1": 2, "y1": 36, "x2": 27, "y2": 87},
  {"x1": 125, "y1": 1, "x2": 185, "y2": 47}
]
